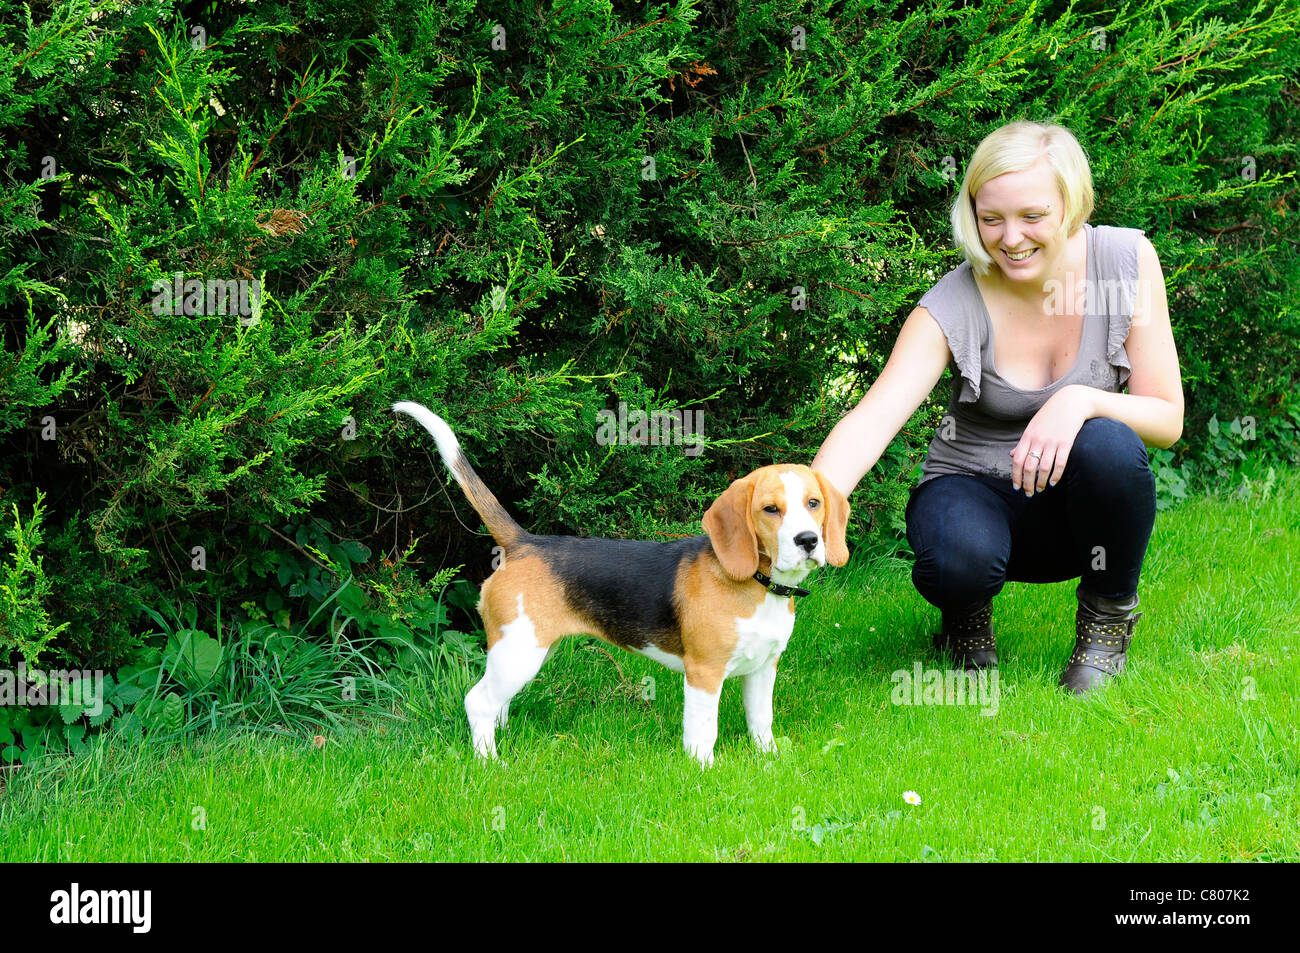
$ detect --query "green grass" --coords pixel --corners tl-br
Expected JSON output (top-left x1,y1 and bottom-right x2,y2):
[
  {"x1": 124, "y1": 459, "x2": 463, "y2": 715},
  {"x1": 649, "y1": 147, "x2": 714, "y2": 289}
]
[{"x1": 2, "y1": 471, "x2": 1298, "y2": 861}]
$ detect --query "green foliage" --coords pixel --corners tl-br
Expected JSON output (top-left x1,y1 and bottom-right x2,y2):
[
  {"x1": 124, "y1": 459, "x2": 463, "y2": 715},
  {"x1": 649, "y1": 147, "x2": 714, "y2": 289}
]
[
  {"x1": 121, "y1": 596, "x2": 408, "y2": 741},
  {"x1": 1, "y1": 0, "x2": 1297, "y2": 670},
  {"x1": 1149, "y1": 447, "x2": 1191, "y2": 510},
  {"x1": 1151, "y1": 393, "x2": 1300, "y2": 509},
  {"x1": 0, "y1": 490, "x2": 69, "y2": 664},
  {"x1": 1, "y1": 666, "x2": 127, "y2": 764},
  {"x1": 0, "y1": 546, "x2": 481, "y2": 763}
]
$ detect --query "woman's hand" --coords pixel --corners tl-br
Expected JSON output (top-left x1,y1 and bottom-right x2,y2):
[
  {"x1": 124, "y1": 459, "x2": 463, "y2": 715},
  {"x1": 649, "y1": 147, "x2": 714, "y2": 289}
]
[{"x1": 1010, "y1": 384, "x2": 1096, "y2": 497}]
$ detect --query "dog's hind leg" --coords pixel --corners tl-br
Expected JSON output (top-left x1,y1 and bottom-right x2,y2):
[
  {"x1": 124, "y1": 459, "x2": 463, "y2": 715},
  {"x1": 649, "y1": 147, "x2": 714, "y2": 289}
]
[
  {"x1": 495, "y1": 641, "x2": 560, "y2": 732},
  {"x1": 465, "y1": 592, "x2": 554, "y2": 759}
]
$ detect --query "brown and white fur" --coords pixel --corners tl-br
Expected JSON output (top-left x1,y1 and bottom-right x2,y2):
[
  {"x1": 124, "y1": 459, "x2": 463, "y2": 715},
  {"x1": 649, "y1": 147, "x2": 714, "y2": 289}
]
[{"x1": 392, "y1": 401, "x2": 850, "y2": 765}]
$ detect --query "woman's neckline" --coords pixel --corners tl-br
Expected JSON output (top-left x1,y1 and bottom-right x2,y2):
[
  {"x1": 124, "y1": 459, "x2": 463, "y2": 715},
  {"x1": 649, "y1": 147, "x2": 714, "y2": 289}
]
[{"x1": 968, "y1": 222, "x2": 1094, "y2": 394}]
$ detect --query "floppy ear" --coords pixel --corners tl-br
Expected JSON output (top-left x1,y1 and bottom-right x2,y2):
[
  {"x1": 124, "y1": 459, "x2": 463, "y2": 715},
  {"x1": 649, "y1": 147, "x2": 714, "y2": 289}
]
[
  {"x1": 813, "y1": 470, "x2": 851, "y2": 567},
  {"x1": 703, "y1": 473, "x2": 759, "y2": 581}
]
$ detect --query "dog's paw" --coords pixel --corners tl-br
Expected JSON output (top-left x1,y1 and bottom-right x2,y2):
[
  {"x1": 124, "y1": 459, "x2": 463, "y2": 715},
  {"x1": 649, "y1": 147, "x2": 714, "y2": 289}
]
[
  {"x1": 685, "y1": 744, "x2": 716, "y2": 768},
  {"x1": 470, "y1": 734, "x2": 499, "y2": 761}
]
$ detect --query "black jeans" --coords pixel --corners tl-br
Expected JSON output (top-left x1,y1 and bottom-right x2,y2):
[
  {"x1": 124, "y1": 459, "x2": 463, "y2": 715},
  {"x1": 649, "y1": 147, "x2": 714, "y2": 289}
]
[{"x1": 904, "y1": 417, "x2": 1157, "y2": 611}]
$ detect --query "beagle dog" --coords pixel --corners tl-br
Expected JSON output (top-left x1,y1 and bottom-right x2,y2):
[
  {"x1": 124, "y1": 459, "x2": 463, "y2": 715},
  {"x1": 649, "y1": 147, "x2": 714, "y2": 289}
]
[{"x1": 392, "y1": 401, "x2": 849, "y2": 765}]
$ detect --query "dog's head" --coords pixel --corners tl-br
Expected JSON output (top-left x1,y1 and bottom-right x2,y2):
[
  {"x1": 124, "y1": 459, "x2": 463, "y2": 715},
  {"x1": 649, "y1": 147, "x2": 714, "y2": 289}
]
[{"x1": 702, "y1": 464, "x2": 850, "y2": 581}]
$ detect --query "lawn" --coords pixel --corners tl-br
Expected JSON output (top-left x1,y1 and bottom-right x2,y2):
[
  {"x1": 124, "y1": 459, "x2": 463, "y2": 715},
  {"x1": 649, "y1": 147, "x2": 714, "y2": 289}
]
[{"x1": 2, "y1": 471, "x2": 1297, "y2": 861}]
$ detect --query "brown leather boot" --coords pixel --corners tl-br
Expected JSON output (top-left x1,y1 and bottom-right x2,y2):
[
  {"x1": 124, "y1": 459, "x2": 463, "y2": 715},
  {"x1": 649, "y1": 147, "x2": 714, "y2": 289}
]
[
  {"x1": 932, "y1": 597, "x2": 997, "y2": 670},
  {"x1": 1060, "y1": 585, "x2": 1142, "y2": 694}
]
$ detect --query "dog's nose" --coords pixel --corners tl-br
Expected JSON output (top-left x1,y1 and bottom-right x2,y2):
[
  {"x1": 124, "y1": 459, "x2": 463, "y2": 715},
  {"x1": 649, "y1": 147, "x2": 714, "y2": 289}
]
[{"x1": 794, "y1": 531, "x2": 819, "y2": 553}]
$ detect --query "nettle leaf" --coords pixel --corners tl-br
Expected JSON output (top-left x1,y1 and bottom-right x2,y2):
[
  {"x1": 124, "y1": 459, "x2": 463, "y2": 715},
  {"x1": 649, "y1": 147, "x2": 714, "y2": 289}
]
[
  {"x1": 114, "y1": 712, "x2": 143, "y2": 743},
  {"x1": 53, "y1": 675, "x2": 101, "y2": 724},
  {"x1": 113, "y1": 682, "x2": 147, "y2": 706}
]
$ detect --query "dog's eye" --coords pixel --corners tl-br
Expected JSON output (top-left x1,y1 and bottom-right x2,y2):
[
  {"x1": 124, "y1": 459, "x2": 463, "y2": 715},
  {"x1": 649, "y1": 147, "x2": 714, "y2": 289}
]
[
  {"x1": 808, "y1": 499, "x2": 821, "y2": 509},
  {"x1": 763, "y1": 505, "x2": 780, "y2": 514}
]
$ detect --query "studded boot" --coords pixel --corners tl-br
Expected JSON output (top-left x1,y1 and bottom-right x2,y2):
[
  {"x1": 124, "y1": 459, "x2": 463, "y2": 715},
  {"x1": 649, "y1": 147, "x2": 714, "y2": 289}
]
[
  {"x1": 932, "y1": 597, "x2": 998, "y2": 670},
  {"x1": 1060, "y1": 584, "x2": 1142, "y2": 694}
]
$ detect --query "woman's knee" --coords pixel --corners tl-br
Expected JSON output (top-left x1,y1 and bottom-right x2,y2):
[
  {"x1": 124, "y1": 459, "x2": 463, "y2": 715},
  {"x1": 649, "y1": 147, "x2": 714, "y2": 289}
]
[
  {"x1": 1065, "y1": 417, "x2": 1156, "y2": 533},
  {"x1": 911, "y1": 541, "x2": 1007, "y2": 606},
  {"x1": 906, "y1": 480, "x2": 1010, "y2": 604},
  {"x1": 1069, "y1": 417, "x2": 1150, "y2": 476}
]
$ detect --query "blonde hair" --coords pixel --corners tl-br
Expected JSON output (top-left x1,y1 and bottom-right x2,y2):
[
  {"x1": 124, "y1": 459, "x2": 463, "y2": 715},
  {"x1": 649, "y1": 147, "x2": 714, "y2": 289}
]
[{"x1": 951, "y1": 121, "x2": 1094, "y2": 276}]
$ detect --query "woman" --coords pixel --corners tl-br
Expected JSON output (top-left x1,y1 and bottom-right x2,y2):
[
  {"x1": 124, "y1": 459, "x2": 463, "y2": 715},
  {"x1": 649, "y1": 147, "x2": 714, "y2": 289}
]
[{"x1": 812, "y1": 120, "x2": 1184, "y2": 694}]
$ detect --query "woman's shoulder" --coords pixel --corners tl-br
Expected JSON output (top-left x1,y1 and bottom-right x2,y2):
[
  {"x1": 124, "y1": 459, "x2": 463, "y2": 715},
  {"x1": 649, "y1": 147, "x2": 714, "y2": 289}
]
[
  {"x1": 1088, "y1": 222, "x2": 1150, "y2": 277},
  {"x1": 1089, "y1": 221, "x2": 1147, "y2": 242},
  {"x1": 918, "y1": 258, "x2": 976, "y2": 311}
]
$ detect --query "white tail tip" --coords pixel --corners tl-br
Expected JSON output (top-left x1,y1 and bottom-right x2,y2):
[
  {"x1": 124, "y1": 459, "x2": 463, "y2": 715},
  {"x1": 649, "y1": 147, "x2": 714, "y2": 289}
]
[{"x1": 392, "y1": 401, "x2": 462, "y2": 467}]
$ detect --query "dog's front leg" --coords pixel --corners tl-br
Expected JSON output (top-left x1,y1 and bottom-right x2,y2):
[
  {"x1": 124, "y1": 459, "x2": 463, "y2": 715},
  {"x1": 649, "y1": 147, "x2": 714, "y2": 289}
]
[
  {"x1": 681, "y1": 663, "x2": 723, "y2": 767},
  {"x1": 741, "y1": 661, "x2": 778, "y2": 753}
]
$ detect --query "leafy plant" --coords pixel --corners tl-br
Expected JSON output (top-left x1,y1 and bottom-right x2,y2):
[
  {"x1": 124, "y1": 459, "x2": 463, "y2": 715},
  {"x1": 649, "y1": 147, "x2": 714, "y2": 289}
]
[
  {"x1": 0, "y1": 489, "x2": 69, "y2": 664},
  {"x1": 1149, "y1": 448, "x2": 1192, "y2": 512}
]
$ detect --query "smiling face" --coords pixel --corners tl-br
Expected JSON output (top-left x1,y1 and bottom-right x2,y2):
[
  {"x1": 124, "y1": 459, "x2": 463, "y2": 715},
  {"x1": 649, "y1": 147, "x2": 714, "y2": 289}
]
[{"x1": 973, "y1": 157, "x2": 1070, "y2": 288}]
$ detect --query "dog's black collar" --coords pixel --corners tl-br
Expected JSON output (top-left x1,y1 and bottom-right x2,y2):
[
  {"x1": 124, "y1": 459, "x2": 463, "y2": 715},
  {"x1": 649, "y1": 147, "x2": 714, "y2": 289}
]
[{"x1": 753, "y1": 570, "x2": 810, "y2": 598}]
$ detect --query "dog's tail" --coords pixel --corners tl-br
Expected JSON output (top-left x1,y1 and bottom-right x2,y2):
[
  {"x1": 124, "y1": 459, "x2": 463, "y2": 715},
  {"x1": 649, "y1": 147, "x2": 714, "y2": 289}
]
[{"x1": 392, "y1": 401, "x2": 528, "y2": 551}]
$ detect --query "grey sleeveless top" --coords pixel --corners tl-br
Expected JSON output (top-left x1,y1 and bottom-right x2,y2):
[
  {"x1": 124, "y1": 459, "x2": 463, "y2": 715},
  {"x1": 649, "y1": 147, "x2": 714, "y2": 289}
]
[{"x1": 917, "y1": 222, "x2": 1146, "y2": 486}]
